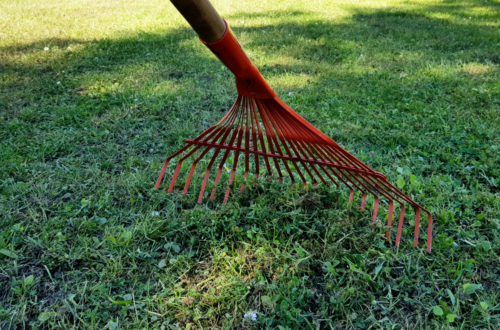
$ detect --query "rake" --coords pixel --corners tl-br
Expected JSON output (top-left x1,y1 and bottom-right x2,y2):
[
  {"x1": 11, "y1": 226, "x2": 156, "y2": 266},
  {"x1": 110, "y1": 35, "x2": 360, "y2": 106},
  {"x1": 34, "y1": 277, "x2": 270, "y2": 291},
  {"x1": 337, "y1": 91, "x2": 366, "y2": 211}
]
[{"x1": 156, "y1": 0, "x2": 433, "y2": 252}]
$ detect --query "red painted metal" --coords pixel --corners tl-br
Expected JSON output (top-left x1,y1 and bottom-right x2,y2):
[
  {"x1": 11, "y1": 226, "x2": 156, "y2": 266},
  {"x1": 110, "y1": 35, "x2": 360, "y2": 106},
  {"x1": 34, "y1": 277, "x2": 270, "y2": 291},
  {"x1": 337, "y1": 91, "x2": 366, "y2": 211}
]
[{"x1": 156, "y1": 22, "x2": 433, "y2": 252}]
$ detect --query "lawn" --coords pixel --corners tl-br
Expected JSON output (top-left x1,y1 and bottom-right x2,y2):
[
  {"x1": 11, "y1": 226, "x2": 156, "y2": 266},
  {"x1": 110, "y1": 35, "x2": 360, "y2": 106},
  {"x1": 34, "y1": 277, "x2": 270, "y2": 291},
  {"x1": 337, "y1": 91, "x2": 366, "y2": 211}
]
[{"x1": 1, "y1": 0, "x2": 499, "y2": 328}]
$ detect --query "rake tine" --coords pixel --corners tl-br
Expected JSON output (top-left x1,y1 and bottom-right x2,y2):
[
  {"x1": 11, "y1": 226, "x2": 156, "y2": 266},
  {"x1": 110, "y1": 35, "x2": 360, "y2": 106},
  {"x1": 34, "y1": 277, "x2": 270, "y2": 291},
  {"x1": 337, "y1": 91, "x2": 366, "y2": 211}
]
[
  {"x1": 342, "y1": 170, "x2": 379, "y2": 204},
  {"x1": 320, "y1": 136, "x2": 375, "y2": 173},
  {"x1": 349, "y1": 189, "x2": 354, "y2": 203},
  {"x1": 386, "y1": 200, "x2": 394, "y2": 241},
  {"x1": 275, "y1": 98, "x2": 338, "y2": 187},
  {"x1": 248, "y1": 98, "x2": 260, "y2": 180},
  {"x1": 372, "y1": 177, "x2": 433, "y2": 251},
  {"x1": 210, "y1": 168, "x2": 223, "y2": 201},
  {"x1": 282, "y1": 133, "x2": 319, "y2": 185},
  {"x1": 330, "y1": 168, "x2": 378, "y2": 212},
  {"x1": 278, "y1": 109, "x2": 386, "y2": 191},
  {"x1": 240, "y1": 98, "x2": 251, "y2": 193},
  {"x1": 258, "y1": 100, "x2": 298, "y2": 186},
  {"x1": 305, "y1": 148, "x2": 336, "y2": 186},
  {"x1": 349, "y1": 171, "x2": 403, "y2": 210},
  {"x1": 290, "y1": 146, "x2": 319, "y2": 186},
  {"x1": 283, "y1": 114, "x2": 359, "y2": 191},
  {"x1": 395, "y1": 203, "x2": 405, "y2": 247},
  {"x1": 372, "y1": 175, "x2": 420, "y2": 208},
  {"x1": 182, "y1": 161, "x2": 198, "y2": 195},
  {"x1": 360, "y1": 192, "x2": 367, "y2": 210},
  {"x1": 177, "y1": 98, "x2": 242, "y2": 194},
  {"x1": 266, "y1": 103, "x2": 310, "y2": 187},
  {"x1": 310, "y1": 152, "x2": 359, "y2": 193},
  {"x1": 257, "y1": 100, "x2": 288, "y2": 183},
  {"x1": 249, "y1": 99, "x2": 272, "y2": 178},
  {"x1": 210, "y1": 100, "x2": 246, "y2": 201},
  {"x1": 340, "y1": 176, "x2": 415, "y2": 247},
  {"x1": 184, "y1": 136, "x2": 231, "y2": 196},
  {"x1": 278, "y1": 119, "x2": 326, "y2": 185},
  {"x1": 312, "y1": 136, "x2": 363, "y2": 170},
  {"x1": 197, "y1": 148, "x2": 223, "y2": 203},
  {"x1": 301, "y1": 143, "x2": 340, "y2": 188},
  {"x1": 414, "y1": 207, "x2": 421, "y2": 248},
  {"x1": 365, "y1": 176, "x2": 432, "y2": 249},
  {"x1": 316, "y1": 143, "x2": 404, "y2": 207},
  {"x1": 265, "y1": 100, "x2": 302, "y2": 180},
  {"x1": 155, "y1": 149, "x2": 183, "y2": 189},
  {"x1": 291, "y1": 139, "x2": 329, "y2": 186},
  {"x1": 321, "y1": 145, "x2": 377, "y2": 186},
  {"x1": 279, "y1": 142, "x2": 309, "y2": 187},
  {"x1": 197, "y1": 99, "x2": 242, "y2": 203},
  {"x1": 272, "y1": 104, "x2": 328, "y2": 185},
  {"x1": 281, "y1": 122, "x2": 339, "y2": 186},
  {"x1": 313, "y1": 143, "x2": 377, "y2": 196},
  {"x1": 223, "y1": 101, "x2": 247, "y2": 203},
  {"x1": 326, "y1": 166, "x2": 365, "y2": 202},
  {"x1": 167, "y1": 162, "x2": 184, "y2": 193},
  {"x1": 372, "y1": 196, "x2": 379, "y2": 225},
  {"x1": 274, "y1": 104, "x2": 330, "y2": 182},
  {"x1": 319, "y1": 140, "x2": 393, "y2": 206},
  {"x1": 353, "y1": 174, "x2": 398, "y2": 206},
  {"x1": 156, "y1": 135, "x2": 210, "y2": 189},
  {"x1": 175, "y1": 137, "x2": 216, "y2": 194},
  {"x1": 357, "y1": 175, "x2": 405, "y2": 208},
  {"x1": 224, "y1": 168, "x2": 237, "y2": 203},
  {"x1": 156, "y1": 97, "x2": 244, "y2": 189},
  {"x1": 256, "y1": 100, "x2": 284, "y2": 183},
  {"x1": 316, "y1": 145, "x2": 380, "y2": 194},
  {"x1": 166, "y1": 98, "x2": 242, "y2": 192},
  {"x1": 198, "y1": 168, "x2": 212, "y2": 203}
]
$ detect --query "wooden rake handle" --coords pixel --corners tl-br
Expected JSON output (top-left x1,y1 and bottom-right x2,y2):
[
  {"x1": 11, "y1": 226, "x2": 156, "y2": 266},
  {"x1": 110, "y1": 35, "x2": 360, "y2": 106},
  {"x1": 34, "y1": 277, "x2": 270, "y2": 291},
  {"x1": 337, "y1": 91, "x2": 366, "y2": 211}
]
[{"x1": 170, "y1": 0, "x2": 226, "y2": 43}]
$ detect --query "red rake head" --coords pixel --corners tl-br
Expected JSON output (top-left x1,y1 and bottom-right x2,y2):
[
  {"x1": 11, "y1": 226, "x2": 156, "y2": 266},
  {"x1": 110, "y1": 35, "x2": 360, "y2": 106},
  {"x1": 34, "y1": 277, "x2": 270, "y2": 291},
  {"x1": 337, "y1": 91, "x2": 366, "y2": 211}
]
[{"x1": 155, "y1": 23, "x2": 433, "y2": 252}]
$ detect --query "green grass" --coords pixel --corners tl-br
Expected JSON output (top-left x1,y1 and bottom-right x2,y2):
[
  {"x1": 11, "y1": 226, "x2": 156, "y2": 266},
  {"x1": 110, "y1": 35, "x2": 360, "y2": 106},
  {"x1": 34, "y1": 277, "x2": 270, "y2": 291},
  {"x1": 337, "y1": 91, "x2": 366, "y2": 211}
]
[{"x1": 1, "y1": 0, "x2": 499, "y2": 328}]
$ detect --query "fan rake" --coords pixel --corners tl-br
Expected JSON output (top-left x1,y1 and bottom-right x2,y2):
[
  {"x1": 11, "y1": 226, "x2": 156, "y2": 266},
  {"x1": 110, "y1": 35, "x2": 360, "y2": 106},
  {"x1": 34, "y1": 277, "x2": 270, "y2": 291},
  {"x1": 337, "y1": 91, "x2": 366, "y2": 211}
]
[{"x1": 157, "y1": 0, "x2": 433, "y2": 251}]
